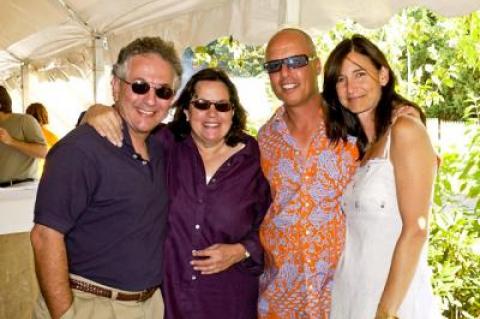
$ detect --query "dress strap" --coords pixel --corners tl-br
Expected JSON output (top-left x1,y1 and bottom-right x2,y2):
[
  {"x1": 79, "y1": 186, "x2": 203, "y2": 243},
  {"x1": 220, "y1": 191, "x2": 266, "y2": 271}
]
[{"x1": 382, "y1": 129, "x2": 392, "y2": 159}]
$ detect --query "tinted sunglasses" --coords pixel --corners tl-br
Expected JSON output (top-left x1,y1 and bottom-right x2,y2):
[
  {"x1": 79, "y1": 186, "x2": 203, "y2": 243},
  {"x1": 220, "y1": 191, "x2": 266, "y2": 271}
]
[
  {"x1": 263, "y1": 54, "x2": 317, "y2": 74},
  {"x1": 118, "y1": 77, "x2": 174, "y2": 100},
  {"x1": 191, "y1": 99, "x2": 233, "y2": 112}
]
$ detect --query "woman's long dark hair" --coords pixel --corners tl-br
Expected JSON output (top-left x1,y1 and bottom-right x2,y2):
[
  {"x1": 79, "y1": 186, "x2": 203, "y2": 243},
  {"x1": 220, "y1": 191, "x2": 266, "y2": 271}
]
[
  {"x1": 323, "y1": 34, "x2": 425, "y2": 158},
  {"x1": 168, "y1": 68, "x2": 247, "y2": 146}
]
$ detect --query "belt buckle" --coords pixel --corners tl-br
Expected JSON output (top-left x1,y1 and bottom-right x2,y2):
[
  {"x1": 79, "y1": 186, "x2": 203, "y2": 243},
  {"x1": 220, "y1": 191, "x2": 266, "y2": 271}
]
[
  {"x1": 137, "y1": 290, "x2": 148, "y2": 303},
  {"x1": 137, "y1": 288, "x2": 154, "y2": 303}
]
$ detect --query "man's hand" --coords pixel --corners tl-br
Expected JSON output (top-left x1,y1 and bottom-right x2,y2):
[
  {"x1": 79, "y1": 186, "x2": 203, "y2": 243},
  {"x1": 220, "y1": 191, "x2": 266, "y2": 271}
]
[
  {"x1": 0, "y1": 127, "x2": 13, "y2": 145},
  {"x1": 190, "y1": 243, "x2": 246, "y2": 275},
  {"x1": 31, "y1": 224, "x2": 73, "y2": 319},
  {"x1": 83, "y1": 104, "x2": 123, "y2": 147},
  {"x1": 393, "y1": 105, "x2": 421, "y2": 122}
]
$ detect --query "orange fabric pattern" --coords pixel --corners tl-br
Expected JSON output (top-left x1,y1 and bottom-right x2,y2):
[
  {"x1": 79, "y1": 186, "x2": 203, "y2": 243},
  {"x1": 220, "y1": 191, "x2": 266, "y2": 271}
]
[{"x1": 257, "y1": 106, "x2": 359, "y2": 319}]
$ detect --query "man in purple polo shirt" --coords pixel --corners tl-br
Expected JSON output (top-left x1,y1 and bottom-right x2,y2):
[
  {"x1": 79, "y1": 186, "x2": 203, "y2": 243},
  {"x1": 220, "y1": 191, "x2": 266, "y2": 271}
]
[{"x1": 30, "y1": 37, "x2": 182, "y2": 319}]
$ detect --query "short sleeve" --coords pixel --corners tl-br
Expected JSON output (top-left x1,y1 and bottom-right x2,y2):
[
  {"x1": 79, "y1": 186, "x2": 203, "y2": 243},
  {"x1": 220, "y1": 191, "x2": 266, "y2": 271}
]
[
  {"x1": 22, "y1": 114, "x2": 46, "y2": 144},
  {"x1": 34, "y1": 142, "x2": 97, "y2": 234}
]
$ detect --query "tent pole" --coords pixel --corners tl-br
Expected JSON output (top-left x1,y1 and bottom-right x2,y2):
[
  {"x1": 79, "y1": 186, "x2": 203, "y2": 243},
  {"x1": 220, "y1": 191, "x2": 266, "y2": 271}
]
[
  {"x1": 20, "y1": 63, "x2": 29, "y2": 112},
  {"x1": 285, "y1": 0, "x2": 301, "y2": 26},
  {"x1": 92, "y1": 36, "x2": 106, "y2": 103}
]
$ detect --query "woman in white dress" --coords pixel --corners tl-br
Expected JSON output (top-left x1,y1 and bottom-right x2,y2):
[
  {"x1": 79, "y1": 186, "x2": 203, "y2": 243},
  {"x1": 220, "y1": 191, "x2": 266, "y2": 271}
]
[{"x1": 323, "y1": 35, "x2": 441, "y2": 319}]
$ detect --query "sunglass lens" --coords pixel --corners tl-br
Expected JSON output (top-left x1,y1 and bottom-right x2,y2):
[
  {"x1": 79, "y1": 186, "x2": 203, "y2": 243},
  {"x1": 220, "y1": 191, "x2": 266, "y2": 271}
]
[
  {"x1": 264, "y1": 60, "x2": 282, "y2": 73},
  {"x1": 192, "y1": 100, "x2": 210, "y2": 110},
  {"x1": 215, "y1": 102, "x2": 232, "y2": 112},
  {"x1": 131, "y1": 81, "x2": 150, "y2": 94},
  {"x1": 287, "y1": 55, "x2": 309, "y2": 68},
  {"x1": 155, "y1": 86, "x2": 174, "y2": 100}
]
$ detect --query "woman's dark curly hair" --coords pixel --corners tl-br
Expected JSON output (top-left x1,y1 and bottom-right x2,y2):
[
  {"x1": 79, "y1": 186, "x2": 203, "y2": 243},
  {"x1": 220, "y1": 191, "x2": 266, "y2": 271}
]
[
  {"x1": 168, "y1": 68, "x2": 247, "y2": 146},
  {"x1": 323, "y1": 34, "x2": 426, "y2": 159}
]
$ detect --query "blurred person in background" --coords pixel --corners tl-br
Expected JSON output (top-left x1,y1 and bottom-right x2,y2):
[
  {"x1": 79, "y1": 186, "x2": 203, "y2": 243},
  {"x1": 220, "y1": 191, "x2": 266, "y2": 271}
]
[
  {"x1": 26, "y1": 102, "x2": 59, "y2": 175},
  {"x1": 26, "y1": 102, "x2": 59, "y2": 149},
  {"x1": 0, "y1": 85, "x2": 47, "y2": 187}
]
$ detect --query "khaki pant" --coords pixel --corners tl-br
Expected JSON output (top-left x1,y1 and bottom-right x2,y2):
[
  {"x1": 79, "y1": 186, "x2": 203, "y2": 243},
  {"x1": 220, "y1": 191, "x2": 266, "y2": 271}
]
[{"x1": 32, "y1": 275, "x2": 164, "y2": 319}]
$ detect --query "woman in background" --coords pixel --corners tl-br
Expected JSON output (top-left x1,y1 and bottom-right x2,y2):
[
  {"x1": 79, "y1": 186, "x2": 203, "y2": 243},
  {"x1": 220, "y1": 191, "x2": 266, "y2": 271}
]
[
  {"x1": 26, "y1": 102, "x2": 59, "y2": 149},
  {"x1": 323, "y1": 35, "x2": 441, "y2": 319}
]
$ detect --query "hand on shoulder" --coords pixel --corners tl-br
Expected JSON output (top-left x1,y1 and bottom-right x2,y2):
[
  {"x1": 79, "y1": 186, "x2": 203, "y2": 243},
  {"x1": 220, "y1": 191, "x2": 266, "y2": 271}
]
[{"x1": 390, "y1": 115, "x2": 436, "y2": 165}]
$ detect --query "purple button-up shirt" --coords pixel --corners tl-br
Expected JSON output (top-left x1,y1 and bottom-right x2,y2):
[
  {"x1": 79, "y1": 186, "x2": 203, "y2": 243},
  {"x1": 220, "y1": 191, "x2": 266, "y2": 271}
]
[{"x1": 156, "y1": 129, "x2": 271, "y2": 319}]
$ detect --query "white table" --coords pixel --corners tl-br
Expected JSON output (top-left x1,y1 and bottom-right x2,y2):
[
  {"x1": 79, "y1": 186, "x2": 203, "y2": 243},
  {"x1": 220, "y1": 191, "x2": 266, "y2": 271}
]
[
  {"x1": 0, "y1": 181, "x2": 37, "y2": 235},
  {"x1": 0, "y1": 182, "x2": 39, "y2": 319}
]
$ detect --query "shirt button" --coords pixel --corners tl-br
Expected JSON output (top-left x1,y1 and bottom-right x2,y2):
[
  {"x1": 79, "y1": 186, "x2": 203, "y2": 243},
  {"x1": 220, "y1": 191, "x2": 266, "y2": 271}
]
[
  {"x1": 305, "y1": 202, "x2": 310, "y2": 207},
  {"x1": 142, "y1": 160, "x2": 147, "y2": 165},
  {"x1": 192, "y1": 275, "x2": 197, "y2": 280},
  {"x1": 195, "y1": 224, "x2": 200, "y2": 230},
  {"x1": 210, "y1": 178, "x2": 216, "y2": 183},
  {"x1": 132, "y1": 154, "x2": 138, "y2": 159},
  {"x1": 198, "y1": 199, "x2": 203, "y2": 204},
  {"x1": 306, "y1": 230, "x2": 310, "y2": 235}
]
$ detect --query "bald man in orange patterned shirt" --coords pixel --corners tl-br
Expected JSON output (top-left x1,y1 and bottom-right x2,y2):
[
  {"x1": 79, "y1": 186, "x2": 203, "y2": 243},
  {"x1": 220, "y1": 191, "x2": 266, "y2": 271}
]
[{"x1": 257, "y1": 28, "x2": 359, "y2": 319}]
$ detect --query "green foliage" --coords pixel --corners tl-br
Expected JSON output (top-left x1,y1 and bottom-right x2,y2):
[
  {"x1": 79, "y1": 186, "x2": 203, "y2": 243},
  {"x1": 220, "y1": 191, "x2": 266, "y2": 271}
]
[
  {"x1": 192, "y1": 37, "x2": 265, "y2": 77},
  {"x1": 191, "y1": 8, "x2": 480, "y2": 121},
  {"x1": 429, "y1": 121, "x2": 480, "y2": 318}
]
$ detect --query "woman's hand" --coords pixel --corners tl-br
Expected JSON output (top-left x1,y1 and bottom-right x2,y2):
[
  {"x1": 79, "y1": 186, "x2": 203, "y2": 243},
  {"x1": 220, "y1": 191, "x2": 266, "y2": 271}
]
[
  {"x1": 190, "y1": 243, "x2": 246, "y2": 275},
  {"x1": 83, "y1": 104, "x2": 123, "y2": 147}
]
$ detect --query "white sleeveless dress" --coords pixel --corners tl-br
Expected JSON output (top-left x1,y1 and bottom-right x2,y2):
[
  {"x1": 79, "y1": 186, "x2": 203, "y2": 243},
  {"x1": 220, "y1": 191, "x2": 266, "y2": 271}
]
[{"x1": 330, "y1": 132, "x2": 441, "y2": 319}]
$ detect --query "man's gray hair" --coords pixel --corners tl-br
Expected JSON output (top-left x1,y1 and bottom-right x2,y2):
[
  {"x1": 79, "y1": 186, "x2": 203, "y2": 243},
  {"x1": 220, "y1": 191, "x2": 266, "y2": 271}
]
[{"x1": 113, "y1": 37, "x2": 183, "y2": 89}]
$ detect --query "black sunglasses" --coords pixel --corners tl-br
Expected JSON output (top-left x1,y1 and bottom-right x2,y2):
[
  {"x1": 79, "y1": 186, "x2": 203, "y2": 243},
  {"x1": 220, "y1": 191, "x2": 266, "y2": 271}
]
[
  {"x1": 191, "y1": 99, "x2": 233, "y2": 112},
  {"x1": 118, "y1": 77, "x2": 174, "y2": 100},
  {"x1": 263, "y1": 54, "x2": 317, "y2": 74}
]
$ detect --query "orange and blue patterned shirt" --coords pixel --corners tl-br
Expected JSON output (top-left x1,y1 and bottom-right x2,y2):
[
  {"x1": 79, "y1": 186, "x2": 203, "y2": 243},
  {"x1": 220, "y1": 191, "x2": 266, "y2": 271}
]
[{"x1": 257, "y1": 106, "x2": 358, "y2": 319}]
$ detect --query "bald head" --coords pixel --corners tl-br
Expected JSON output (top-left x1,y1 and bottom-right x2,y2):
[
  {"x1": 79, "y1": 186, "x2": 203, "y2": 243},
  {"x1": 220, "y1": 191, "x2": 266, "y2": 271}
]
[
  {"x1": 264, "y1": 28, "x2": 322, "y2": 109},
  {"x1": 266, "y1": 28, "x2": 317, "y2": 60}
]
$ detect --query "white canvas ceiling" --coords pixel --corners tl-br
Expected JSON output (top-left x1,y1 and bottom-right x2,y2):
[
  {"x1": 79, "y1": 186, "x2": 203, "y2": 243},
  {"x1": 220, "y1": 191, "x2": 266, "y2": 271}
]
[{"x1": 1, "y1": 0, "x2": 480, "y2": 82}]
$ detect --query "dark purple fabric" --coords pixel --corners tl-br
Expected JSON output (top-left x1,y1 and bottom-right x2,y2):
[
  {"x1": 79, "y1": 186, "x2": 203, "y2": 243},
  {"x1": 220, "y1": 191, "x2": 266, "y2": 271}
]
[
  {"x1": 34, "y1": 123, "x2": 168, "y2": 291},
  {"x1": 157, "y1": 129, "x2": 271, "y2": 319}
]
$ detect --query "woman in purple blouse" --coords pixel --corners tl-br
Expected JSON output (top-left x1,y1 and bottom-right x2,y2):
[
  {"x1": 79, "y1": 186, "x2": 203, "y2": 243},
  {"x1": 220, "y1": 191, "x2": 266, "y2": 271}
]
[
  {"x1": 159, "y1": 68, "x2": 270, "y2": 318},
  {"x1": 84, "y1": 68, "x2": 270, "y2": 318}
]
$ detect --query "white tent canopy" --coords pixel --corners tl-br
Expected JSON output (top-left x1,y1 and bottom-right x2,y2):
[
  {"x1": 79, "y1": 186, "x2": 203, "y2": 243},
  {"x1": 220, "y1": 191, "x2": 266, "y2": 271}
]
[
  {"x1": 1, "y1": 0, "x2": 479, "y2": 135},
  {"x1": 2, "y1": 0, "x2": 480, "y2": 80}
]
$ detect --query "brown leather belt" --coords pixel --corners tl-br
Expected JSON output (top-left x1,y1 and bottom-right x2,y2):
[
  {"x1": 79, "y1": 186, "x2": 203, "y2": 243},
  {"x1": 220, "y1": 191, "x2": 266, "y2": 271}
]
[{"x1": 69, "y1": 278, "x2": 157, "y2": 302}]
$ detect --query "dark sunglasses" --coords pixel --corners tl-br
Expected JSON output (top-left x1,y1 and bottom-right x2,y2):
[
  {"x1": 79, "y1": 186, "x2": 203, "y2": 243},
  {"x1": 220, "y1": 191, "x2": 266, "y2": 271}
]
[
  {"x1": 118, "y1": 77, "x2": 174, "y2": 100},
  {"x1": 191, "y1": 99, "x2": 233, "y2": 112},
  {"x1": 263, "y1": 54, "x2": 317, "y2": 74}
]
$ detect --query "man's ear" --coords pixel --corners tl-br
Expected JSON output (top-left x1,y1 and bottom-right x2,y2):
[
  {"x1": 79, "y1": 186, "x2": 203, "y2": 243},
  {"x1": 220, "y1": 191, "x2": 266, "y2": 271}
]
[
  {"x1": 112, "y1": 77, "x2": 121, "y2": 102},
  {"x1": 379, "y1": 66, "x2": 389, "y2": 86},
  {"x1": 314, "y1": 57, "x2": 322, "y2": 75}
]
